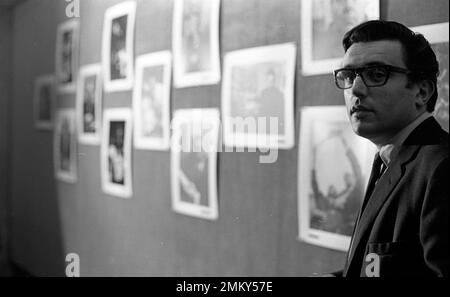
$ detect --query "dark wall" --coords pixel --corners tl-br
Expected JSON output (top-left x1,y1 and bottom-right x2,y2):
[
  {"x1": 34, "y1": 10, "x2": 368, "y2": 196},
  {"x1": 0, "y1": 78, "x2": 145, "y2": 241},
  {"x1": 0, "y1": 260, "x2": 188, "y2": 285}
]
[
  {"x1": 9, "y1": 0, "x2": 449, "y2": 276},
  {"x1": 0, "y1": 7, "x2": 12, "y2": 275}
]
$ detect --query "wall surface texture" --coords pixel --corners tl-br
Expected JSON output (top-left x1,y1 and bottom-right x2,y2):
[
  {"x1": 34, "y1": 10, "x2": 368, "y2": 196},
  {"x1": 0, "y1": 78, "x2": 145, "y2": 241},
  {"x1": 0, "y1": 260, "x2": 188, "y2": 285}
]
[{"x1": 9, "y1": 0, "x2": 449, "y2": 276}]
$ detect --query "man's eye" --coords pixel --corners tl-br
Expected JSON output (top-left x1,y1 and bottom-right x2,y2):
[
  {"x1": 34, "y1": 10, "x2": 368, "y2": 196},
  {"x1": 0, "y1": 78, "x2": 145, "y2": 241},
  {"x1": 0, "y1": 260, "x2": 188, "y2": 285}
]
[{"x1": 366, "y1": 68, "x2": 387, "y2": 81}]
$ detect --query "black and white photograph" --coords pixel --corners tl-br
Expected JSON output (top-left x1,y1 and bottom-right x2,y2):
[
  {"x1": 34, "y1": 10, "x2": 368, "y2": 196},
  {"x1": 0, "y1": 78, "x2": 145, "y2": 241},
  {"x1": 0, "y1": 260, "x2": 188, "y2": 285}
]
[
  {"x1": 410, "y1": 23, "x2": 449, "y2": 132},
  {"x1": 298, "y1": 106, "x2": 375, "y2": 251},
  {"x1": 222, "y1": 43, "x2": 296, "y2": 149},
  {"x1": 102, "y1": 1, "x2": 136, "y2": 92},
  {"x1": 33, "y1": 74, "x2": 55, "y2": 130},
  {"x1": 133, "y1": 51, "x2": 172, "y2": 150},
  {"x1": 301, "y1": 0, "x2": 379, "y2": 75},
  {"x1": 101, "y1": 108, "x2": 133, "y2": 198},
  {"x1": 53, "y1": 108, "x2": 77, "y2": 183},
  {"x1": 76, "y1": 64, "x2": 102, "y2": 145},
  {"x1": 172, "y1": 0, "x2": 221, "y2": 87},
  {"x1": 55, "y1": 19, "x2": 79, "y2": 92},
  {"x1": 171, "y1": 109, "x2": 219, "y2": 220}
]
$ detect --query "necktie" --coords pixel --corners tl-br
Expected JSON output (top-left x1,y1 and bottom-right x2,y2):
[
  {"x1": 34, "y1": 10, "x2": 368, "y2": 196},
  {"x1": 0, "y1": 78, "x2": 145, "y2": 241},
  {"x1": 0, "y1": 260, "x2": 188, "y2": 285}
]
[{"x1": 360, "y1": 153, "x2": 384, "y2": 212}]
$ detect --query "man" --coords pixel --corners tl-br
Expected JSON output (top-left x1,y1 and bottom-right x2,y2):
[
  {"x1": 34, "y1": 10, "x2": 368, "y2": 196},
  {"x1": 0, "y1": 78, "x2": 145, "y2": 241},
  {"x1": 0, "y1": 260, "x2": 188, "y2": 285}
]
[{"x1": 332, "y1": 20, "x2": 449, "y2": 277}]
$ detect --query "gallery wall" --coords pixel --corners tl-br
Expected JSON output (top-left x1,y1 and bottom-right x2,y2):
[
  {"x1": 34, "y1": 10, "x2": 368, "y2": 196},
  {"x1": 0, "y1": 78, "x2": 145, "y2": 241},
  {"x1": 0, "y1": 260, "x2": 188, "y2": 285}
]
[
  {"x1": 9, "y1": 0, "x2": 449, "y2": 276},
  {"x1": 0, "y1": 7, "x2": 12, "y2": 275}
]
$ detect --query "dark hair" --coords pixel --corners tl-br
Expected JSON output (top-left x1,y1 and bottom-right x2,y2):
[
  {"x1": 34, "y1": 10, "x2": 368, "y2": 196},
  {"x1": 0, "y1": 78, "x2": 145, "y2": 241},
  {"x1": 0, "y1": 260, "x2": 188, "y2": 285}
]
[{"x1": 342, "y1": 20, "x2": 439, "y2": 112}]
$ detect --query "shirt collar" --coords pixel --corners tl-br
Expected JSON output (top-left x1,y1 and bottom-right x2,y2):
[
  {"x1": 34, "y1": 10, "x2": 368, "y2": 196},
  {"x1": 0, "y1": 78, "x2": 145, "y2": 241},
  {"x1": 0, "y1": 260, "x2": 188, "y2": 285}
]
[{"x1": 377, "y1": 112, "x2": 432, "y2": 166}]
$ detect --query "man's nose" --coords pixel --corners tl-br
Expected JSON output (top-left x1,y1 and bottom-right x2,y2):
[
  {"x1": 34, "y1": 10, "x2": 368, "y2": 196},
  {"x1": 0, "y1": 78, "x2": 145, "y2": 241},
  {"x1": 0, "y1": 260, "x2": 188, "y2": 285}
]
[{"x1": 350, "y1": 75, "x2": 368, "y2": 98}]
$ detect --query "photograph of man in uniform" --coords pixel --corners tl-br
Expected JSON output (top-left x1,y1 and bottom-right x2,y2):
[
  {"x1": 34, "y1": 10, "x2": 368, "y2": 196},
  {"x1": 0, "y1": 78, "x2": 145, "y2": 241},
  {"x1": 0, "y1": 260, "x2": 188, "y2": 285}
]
[
  {"x1": 110, "y1": 15, "x2": 128, "y2": 81},
  {"x1": 83, "y1": 75, "x2": 97, "y2": 134},
  {"x1": 108, "y1": 121, "x2": 125, "y2": 185}
]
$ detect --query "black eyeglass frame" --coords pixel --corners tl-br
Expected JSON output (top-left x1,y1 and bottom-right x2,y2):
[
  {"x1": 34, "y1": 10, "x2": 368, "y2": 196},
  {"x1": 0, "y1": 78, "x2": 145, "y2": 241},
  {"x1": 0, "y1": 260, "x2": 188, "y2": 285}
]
[{"x1": 333, "y1": 64, "x2": 412, "y2": 89}]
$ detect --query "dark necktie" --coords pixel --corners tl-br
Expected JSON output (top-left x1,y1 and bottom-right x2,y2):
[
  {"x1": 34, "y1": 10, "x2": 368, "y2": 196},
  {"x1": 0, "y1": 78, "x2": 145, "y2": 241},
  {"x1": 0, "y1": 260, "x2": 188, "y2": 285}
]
[{"x1": 360, "y1": 153, "x2": 385, "y2": 212}]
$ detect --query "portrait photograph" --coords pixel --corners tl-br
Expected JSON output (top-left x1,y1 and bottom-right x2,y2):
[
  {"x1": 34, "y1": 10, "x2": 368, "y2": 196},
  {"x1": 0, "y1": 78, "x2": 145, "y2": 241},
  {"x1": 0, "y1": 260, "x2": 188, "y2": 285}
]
[
  {"x1": 133, "y1": 51, "x2": 172, "y2": 150},
  {"x1": 301, "y1": 0, "x2": 379, "y2": 75},
  {"x1": 410, "y1": 22, "x2": 449, "y2": 132},
  {"x1": 222, "y1": 43, "x2": 296, "y2": 149},
  {"x1": 172, "y1": 0, "x2": 221, "y2": 87},
  {"x1": 298, "y1": 106, "x2": 376, "y2": 251},
  {"x1": 53, "y1": 108, "x2": 77, "y2": 183},
  {"x1": 102, "y1": 1, "x2": 136, "y2": 92},
  {"x1": 171, "y1": 109, "x2": 220, "y2": 220},
  {"x1": 76, "y1": 64, "x2": 102, "y2": 145},
  {"x1": 33, "y1": 74, "x2": 55, "y2": 130},
  {"x1": 55, "y1": 19, "x2": 79, "y2": 93},
  {"x1": 101, "y1": 108, "x2": 133, "y2": 198}
]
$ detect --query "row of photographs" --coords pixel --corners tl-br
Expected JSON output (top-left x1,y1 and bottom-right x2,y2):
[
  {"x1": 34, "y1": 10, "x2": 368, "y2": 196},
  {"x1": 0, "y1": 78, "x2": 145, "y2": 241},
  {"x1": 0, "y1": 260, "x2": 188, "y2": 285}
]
[
  {"x1": 54, "y1": 0, "x2": 381, "y2": 95},
  {"x1": 33, "y1": 0, "x2": 449, "y2": 252}
]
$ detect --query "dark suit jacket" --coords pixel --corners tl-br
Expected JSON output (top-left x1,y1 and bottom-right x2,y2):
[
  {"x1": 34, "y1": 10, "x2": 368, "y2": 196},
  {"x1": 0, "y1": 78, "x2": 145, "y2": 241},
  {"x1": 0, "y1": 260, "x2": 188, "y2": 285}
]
[{"x1": 343, "y1": 117, "x2": 449, "y2": 277}]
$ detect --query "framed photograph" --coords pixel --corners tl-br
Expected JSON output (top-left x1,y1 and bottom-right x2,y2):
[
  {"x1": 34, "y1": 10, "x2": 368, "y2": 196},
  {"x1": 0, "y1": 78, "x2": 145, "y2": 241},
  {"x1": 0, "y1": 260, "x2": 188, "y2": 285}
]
[
  {"x1": 76, "y1": 64, "x2": 103, "y2": 145},
  {"x1": 298, "y1": 106, "x2": 376, "y2": 251},
  {"x1": 133, "y1": 51, "x2": 172, "y2": 150},
  {"x1": 410, "y1": 23, "x2": 449, "y2": 132},
  {"x1": 54, "y1": 108, "x2": 77, "y2": 183},
  {"x1": 222, "y1": 43, "x2": 296, "y2": 149},
  {"x1": 101, "y1": 108, "x2": 133, "y2": 198},
  {"x1": 301, "y1": 0, "x2": 379, "y2": 76},
  {"x1": 172, "y1": 0, "x2": 221, "y2": 87},
  {"x1": 171, "y1": 108, "x2": 220, "y2": 220},
  {"x1": 33, "y1": 74, "x2": 55, "y2": 130},
  {"x1": 102, "y1": 1, "x2": 136, "y2": 92},
  {"x1": 55, "y1": 19, "x2": 79, "y2": 93}
]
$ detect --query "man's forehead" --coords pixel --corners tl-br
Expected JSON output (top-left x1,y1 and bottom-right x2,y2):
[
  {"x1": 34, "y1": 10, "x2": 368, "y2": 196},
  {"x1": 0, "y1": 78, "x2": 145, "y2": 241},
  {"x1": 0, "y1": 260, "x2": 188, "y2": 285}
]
[{"x1": 341, "y1": 40, "x2": 405, "y2": 68}]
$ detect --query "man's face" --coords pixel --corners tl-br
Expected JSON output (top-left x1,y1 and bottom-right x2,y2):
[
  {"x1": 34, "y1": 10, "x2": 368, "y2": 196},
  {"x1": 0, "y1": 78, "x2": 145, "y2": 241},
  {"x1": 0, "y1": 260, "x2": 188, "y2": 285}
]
[{"x1": 342, "y1": 40, "x2": 421, "y2": 145}]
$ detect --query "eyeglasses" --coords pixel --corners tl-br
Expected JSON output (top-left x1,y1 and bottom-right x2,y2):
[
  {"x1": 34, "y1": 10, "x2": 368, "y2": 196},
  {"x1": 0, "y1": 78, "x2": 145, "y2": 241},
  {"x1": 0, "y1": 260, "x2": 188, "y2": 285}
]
[{"x1": 333, "y1": 65, "x2": 411, "y2": 89}]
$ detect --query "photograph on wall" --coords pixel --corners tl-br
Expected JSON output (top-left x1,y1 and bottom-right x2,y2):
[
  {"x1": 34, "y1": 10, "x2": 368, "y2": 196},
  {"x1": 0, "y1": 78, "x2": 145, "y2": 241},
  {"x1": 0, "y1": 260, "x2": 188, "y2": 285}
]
[
  {"x1": 33, "y1": 74, "x2": 55, "y2": 130},
  {"x1": 133, "y1": 51, "x2": 172, "y2": 150},
  {"x1": 410, "y1": 23, "x2": 449, "y2": 132},
  {"x1": 55, "y1": 19, "x2": 79, "y2": 93},
  {"x1": 298, "y1": 106, "x2": 376, "y2": 251},
  {"x1": 172, "y1": 0, "x2": 221, "y2": 87},
  {"x1": 101, "y1": 108, "x2": 133, "y2": 198},
  {"x1": 301, "y1": 0, "x2": 379, "y2": 75},
  {"x1": 171, "y1": 109, "x2": 220, "y2": 220},
  {"x1": 54, "y1": 108, "x2": 77, "y2": 183},
  {"x1": 102, "y1": 1, "x2": 136, "y2": 92},
  {"x1": 222, "y1": 43, "x2": 296, "y2": 149},
  {"x1": 76, "y1": 64, "x2": 102, "y2": 145}
]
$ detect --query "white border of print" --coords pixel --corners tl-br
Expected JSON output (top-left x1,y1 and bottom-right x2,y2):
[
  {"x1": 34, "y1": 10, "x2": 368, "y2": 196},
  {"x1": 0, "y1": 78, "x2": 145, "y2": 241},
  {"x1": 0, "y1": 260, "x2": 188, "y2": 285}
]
[
  {"x1": 300, "y1": 0, "x2": 379, "y2": 76},
  {"x1": 101, "y1": 108, "x2": 133, "y2": 198},
  {"x1": 222, "y1": 43, "x2": 296, "y2": 150},
  {"x1": 171, "y1": 108, "x2": 220, "y2": 220},
  {"x1": 172, "y1": 0, "x2": 221, "y2": 88},
  {"x1": 410, "y1": 22, "x2": 449, "y2": 44},
  {"x1": 298, "y1": 106, "x2": 375, "y2": 251},
  {"x1": 55, "y1": 19, "x2": 79, "y2": 93},
  {"x1": 102, "y1": 1, "x2": 136, "y2": 92},
  {"x1": 133, "y1": 51, "x2": 172, "y2": 150},
  {"x1": 76, "y1": 64, "x2": 103, "y2": 145},
  {"x1": 54, "y1": 108, "x2": 77, "y2": 183},
  {"x1": 34, "y1": 74, "x2": 56, "y2": 130}
]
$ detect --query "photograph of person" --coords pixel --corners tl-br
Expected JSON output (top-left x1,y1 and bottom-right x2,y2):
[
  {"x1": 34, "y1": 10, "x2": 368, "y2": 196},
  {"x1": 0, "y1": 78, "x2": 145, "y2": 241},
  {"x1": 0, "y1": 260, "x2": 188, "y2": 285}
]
[
  {"x1": 53, "y1": 109, "x2": 77, "y2": 183},
  {"x1": 55, "y1": 19, "x2": 79, "y2": 92},
  {"x1": 33, "y1": 74, "x2": 55, "y2": 130},
  {"x1": 171, "y1": 109, "x2": 219, "y2": 220},
  {"x1": 301, "y1": 0, "x2": 379, "y2": 75},
  {"x1": 101, "y1": 108, "x2": 132, "y2": 198},
  {"x1": 222, "y1": 43, "x2": 296, "y2": 149},
  {"x1": 133, "y1": 51, "x2": 172, "y2": 150},
  {"x1": 298, "y1": 106, "x2": 375, "y2": 252},
  {"x1": 173, "y1": 0, "x2": 221, "y2": 87},
  {"x1": 102, "y1": 1, "x2": 136, "y2": 92},
  {"x1": 76, "y1": 64, "x2": 102, "y2": 145}
]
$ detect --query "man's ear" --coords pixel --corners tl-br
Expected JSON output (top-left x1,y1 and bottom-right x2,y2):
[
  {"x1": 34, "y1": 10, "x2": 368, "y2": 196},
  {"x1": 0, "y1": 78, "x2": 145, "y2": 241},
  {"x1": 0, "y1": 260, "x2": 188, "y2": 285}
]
[{"x1": 414, "y1": 79, "x2": 435, "y2": 108}]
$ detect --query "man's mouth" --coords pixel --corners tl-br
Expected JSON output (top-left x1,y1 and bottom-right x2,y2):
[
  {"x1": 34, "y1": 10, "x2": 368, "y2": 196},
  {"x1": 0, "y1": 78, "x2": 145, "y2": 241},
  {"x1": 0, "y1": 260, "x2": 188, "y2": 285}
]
[{"x1": 351, "y1": 106, "x2": 372, "y2": 115}]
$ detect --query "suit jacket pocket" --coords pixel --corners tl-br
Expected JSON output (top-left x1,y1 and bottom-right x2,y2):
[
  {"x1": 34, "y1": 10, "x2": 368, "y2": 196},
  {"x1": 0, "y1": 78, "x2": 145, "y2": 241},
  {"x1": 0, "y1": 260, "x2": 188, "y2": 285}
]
[{"x1": 364, "y1": 242, "x2": 407, "y2": 277}]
